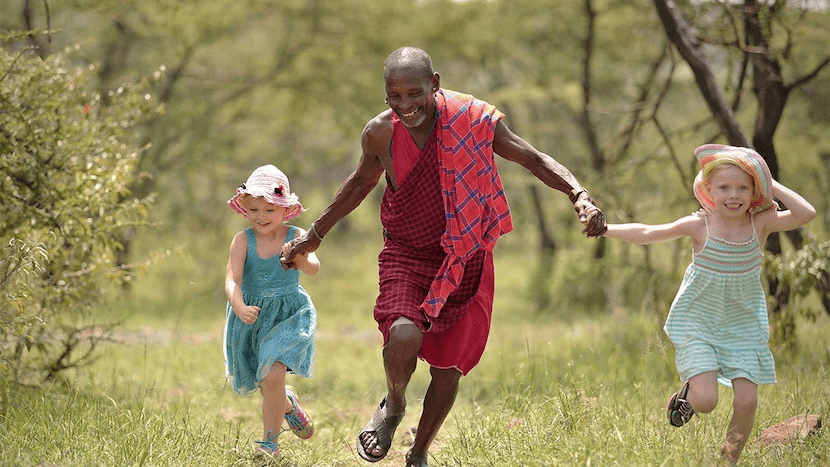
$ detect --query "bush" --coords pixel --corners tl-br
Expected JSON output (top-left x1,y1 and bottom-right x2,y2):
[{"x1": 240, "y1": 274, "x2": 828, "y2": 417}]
[
  {"x1": 765, "y1": 234, "x2": 830, "y2": 348},
  {"x1": 0, "y1": 43, "x2": 159, "y2": 386}
]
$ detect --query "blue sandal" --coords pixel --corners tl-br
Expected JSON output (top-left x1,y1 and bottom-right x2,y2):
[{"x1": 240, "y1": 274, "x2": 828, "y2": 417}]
[{"x1": 254, "y1": 430, "x2": 280, "y2": 458}]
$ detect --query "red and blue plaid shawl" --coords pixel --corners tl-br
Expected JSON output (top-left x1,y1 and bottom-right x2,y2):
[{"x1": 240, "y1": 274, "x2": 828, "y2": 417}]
[{"x1": 421, "y1": 90, "x2": 513, "y2": 318}]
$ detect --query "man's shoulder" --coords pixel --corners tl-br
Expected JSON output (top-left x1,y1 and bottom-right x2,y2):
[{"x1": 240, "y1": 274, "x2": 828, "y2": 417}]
[
  {"x1": 361, "y1": 109, "x2": 394, "y2": 153},
  {"x1": 363, "y1": 109, "x2": 394, "y2": 135}
]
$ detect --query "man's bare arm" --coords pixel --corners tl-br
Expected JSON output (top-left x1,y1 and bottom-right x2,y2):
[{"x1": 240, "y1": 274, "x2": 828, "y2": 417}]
[
  {"x1": 492, "y1": 120, "x2": 606, "y2": 237},
  {"x1": 281, "y1": 116, "x2": 389, "y2": 267}
]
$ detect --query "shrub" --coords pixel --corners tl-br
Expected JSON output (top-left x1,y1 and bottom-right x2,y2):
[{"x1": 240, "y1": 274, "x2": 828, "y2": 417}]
[{"x1": 0, "y1": 43, "x2": 159, "y2": 386}]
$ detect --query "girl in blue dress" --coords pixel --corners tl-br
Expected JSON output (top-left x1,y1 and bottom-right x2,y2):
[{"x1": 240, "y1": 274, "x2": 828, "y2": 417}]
[
  {"x1": 596, "y1": 145, "x2": 815, "y2": 463},
  {"x1": 224, "y1": 164, "x2": 319, "y2": 458}
]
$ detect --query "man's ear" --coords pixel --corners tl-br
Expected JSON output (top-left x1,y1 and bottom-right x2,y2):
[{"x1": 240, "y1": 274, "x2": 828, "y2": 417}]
[{"x1": 431, "y1": 72, "x2": 440, "y2": 92}]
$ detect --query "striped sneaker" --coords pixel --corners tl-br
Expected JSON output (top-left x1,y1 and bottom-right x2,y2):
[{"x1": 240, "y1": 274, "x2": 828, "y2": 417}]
[
  {"x1": 285, "y1": 385, "x2": 314, "y2": 439},
  {"x1": 667, "y1": 381, "x2": 696, "y2": 427}
]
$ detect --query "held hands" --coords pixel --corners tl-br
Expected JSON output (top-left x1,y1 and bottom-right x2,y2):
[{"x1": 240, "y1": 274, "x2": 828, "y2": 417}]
[
  {"x1": 234, "y1": 304, "x2": 261, "y2": 325},
  {"x1": 280, "y1": 228, "x2": 321, "y2": 271},
  {"x1": 574, "y1": 192, "x2": 607, "y2": 237}
]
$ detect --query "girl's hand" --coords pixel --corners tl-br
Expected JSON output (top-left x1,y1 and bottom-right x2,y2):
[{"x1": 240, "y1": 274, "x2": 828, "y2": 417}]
[
  {"x1": 281, "y1": 230, "x2": 320, "y2": 270},
  {"x1": 234, "y1": 304, "x2": 261, "y2": 325},
  {"x1": 580, "y1": 205, "x2": 602, "y2": 236},
  {"x1": 574, "y1": 194, "x2": 607, "y2": 237}
]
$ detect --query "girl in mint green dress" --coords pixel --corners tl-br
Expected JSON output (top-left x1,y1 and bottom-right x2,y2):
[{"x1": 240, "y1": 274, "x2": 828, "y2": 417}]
[
  {"x1": 224, "y1": 165, "x2": 318, "y2": 459},
  {"x1": 598, "y1": 145, "x2": 815, "y2": 464}
]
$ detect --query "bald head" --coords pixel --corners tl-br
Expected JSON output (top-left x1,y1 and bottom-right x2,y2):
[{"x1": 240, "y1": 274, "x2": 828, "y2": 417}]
[{"x1": 383, "y1": 47, "x2": 435, "y2": 82}]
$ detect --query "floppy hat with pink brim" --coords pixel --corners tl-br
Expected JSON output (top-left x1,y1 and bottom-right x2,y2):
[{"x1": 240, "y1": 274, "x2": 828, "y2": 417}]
[
  {"x1": 692, "y1": 144, "x2": 777, "y2": 214},
  {"x1": 228, "y1": 164, "x2": 303, "y2": 220}
]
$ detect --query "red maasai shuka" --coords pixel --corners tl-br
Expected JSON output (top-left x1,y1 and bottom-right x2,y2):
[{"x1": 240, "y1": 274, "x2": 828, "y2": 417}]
[{"x1": 372, "y1": 90, "x2": 509, "y2": 374}]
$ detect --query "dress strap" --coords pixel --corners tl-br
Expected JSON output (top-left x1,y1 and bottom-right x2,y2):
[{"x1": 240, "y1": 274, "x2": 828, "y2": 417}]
[
  {"x1": 245, "y1": 228, "x2": 257, "y2": 256},
  {"x1": 702, "y1": 212, "x2": 710, "y2": 237},
  {"x1": 285, "y1": 225, "x2": 296, "y2": 243}
]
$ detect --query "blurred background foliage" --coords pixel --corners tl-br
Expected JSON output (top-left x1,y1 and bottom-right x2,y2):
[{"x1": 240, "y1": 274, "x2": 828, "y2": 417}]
[{"x1": 1, "y1": 0, "x2": 828, "y2": 384}]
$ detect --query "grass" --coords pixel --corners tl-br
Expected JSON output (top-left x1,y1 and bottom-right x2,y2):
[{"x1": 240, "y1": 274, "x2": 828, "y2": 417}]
[{"x1": 1, "y1": 237, "x2": 828, "y2": 466}]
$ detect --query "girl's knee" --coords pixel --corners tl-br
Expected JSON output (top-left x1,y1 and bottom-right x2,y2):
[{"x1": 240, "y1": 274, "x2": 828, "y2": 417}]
[
  {"x1": 689, "y1": 386, "x2": 718, "y2": 413},
  {"x1": 260, "y1": 363, "x2": 287, "y2": 389},
  {"x1": 732, "y1": 391, "x2": 758, "y2": 415},
  {"x1": 731, "y1": 378, "x2": 758, "y2": 415}
]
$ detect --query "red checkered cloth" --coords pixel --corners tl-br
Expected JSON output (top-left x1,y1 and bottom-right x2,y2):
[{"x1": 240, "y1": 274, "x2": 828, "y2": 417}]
[
  {"x1": 374, "y1": 107, "x2": 495, "y2": 374},
  {"x1": 376, "y1": 112, "x2": 486, "y2": 332},
  {"x1": 423, "y1": 89, "x2": 512, "y2": 318}
]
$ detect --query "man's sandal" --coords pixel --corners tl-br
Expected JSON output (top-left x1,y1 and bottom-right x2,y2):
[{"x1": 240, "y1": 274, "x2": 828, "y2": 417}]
[
  {"x1": 285, "y1": 385, "x2": 314, "y2": 439},
  {"x1": 406, "y1": 451, "x2": 429, "y2": 467},
  {"x1": 356, "y1": 397, "x2": 405, "y2": 463}
]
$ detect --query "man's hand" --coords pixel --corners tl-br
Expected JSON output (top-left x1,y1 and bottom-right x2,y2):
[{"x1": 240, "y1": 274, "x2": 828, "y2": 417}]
[
  {"x1": 574, "y1": 192, "x2": 607, "y2": 238},
  {"x1": 280, "y1": 230, "x2": 321, "y2": 270}
]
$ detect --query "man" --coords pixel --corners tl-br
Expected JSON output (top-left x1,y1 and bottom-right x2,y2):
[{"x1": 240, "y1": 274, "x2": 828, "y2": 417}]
[{"x1": 282, "y1": 47, "x2": 606, "y2": 466}]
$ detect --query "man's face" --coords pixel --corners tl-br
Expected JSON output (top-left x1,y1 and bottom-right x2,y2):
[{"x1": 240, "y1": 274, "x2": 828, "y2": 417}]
[{"x1": 384, "y1": 67, "x2": 437, "y2": 129}]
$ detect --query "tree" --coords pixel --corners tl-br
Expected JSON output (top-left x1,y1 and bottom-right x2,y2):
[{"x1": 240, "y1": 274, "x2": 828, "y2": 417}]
[
  {"x1": 651, "y1": 0, "x2": 830, "y2": 314},
  {"x1": 0, "y1": 42, "x2": 159, "y2": 385}
]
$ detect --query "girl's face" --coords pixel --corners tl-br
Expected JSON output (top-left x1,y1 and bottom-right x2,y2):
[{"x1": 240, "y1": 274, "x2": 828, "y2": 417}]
[
  {"x1": 244, "y1": 196, "x2": 287, "y2": 233},
  {"x1": 706, "y1": 164, "x2": 754, "y2": 216}
]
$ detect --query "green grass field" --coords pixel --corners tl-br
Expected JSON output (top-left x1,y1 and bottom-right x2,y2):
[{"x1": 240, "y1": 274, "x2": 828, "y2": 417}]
[{"x1": 1, "y1": 239, "x2": 827, "y2": 466}]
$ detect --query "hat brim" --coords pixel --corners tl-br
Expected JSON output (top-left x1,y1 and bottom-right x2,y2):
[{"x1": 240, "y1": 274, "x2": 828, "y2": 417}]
[
  {"x1": 692, "y1": 144, "x2": 777, "y2": 214},
  {"x1": 228, "y1": 187, "x2": 303, "y2": 220}
]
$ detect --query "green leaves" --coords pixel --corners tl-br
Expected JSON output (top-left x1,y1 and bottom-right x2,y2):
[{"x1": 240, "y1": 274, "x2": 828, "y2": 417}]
[{"x1": 1, "y1": 44, "x2": 159, "y2": 384}]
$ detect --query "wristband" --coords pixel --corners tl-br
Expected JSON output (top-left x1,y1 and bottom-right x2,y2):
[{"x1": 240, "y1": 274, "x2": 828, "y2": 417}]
[
  {"x1": 309, "y1": 222, "x2": 325, "y2": 241},
  {"x1": 569, "y1": 188, "x2": 587, "y2": 203}
]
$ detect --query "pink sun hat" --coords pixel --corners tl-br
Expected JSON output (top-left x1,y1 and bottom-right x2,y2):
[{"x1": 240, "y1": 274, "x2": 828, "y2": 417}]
[
  {"x1": 692, "y1": 144, "x2": 777, "y2": 214},
  {"x1": 228, "y1": 165, "x2": 303, "y2": 220}
]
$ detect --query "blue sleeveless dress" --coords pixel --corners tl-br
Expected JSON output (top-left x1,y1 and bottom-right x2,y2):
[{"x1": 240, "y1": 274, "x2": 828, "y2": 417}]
[
  {"x1": 664, "y1": 214, "x2": 776, "y2": 388},
  {"x1": 224, "y1": 226, "x2": 316, "y2": 394}
]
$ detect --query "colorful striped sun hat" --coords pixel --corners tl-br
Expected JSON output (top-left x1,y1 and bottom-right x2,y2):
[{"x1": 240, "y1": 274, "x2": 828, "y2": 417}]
[
  {"x1": 228, "y1": 164, "x2": 303, "y2": 220},
  {"x1": 692, "y1": 144, "x2": 777, "y2": 213}
]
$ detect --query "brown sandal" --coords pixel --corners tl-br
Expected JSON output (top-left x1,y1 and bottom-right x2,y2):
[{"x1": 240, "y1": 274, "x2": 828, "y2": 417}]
[{"x1": 356, "y1": 398, "x2": 405, "y2": 462}]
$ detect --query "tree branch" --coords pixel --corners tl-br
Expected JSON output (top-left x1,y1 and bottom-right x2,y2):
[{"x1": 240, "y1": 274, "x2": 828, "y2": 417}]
[
  {"x1": 787, "y1": 57, "x2": 830, "y2": 92},
  {"x1": 651, "y1": 0, "x2": 750, "y2": 147}
]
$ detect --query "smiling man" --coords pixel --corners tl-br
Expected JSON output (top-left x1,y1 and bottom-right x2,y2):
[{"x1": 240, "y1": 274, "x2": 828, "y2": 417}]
[{"x1": 282, "y1": 47, "x2": 606, "y2": 466}]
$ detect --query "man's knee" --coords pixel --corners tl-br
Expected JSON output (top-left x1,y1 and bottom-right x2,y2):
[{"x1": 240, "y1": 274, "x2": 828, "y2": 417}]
[
  {"x1": 429, "y1": 366, "x2": 462, "y2": 385},
  {"x1": 387, "y1": 322, "x2": 423, "y2": 353}
]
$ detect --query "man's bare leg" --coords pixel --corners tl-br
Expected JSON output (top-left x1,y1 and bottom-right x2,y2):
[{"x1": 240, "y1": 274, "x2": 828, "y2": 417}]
[
  {"x1": 359, "y1": 321, "x2": 422, "y2": 458},
  {"x1": 406, "y1": 366, "x2": 461, "y2": 464}
]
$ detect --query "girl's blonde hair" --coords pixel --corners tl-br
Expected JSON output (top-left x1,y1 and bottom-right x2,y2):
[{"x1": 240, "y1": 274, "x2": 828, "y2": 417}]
[{"x1": 701, "y1": 160, "x2": 754, "y2": 193}]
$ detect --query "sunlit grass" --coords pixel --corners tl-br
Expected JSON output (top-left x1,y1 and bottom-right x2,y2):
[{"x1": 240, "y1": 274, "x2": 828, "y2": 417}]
[{"x1": 2, "y1": 240, "x2": 828, "y2": 466}]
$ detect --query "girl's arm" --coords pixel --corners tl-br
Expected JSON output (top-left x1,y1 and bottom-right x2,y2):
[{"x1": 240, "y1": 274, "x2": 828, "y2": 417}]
[
  {"x1": 225, "y1": 232, "x2": 260, "y2": 324},
  {"x1": 283, "y1": 228, "x2": 320, "y2": 276},
  {"x1": 605, "y1": 214, "x2": 703, "y2": 245},
  {"x1": 758, "y1": 180, "x2": 816, "y2": 235}
]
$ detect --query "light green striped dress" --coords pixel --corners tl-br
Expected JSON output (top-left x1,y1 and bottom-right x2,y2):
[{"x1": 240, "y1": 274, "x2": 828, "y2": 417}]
[{"x1": 664, "y1": 214, "x2": 776, "y2": 388}]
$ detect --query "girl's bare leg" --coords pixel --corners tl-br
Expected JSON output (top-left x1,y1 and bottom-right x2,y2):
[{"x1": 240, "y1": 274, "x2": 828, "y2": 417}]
[
  {"x1": 687, "y1": 371, "x2": 719, "y2": 414},
  {"x1": 722, "y1": 378, "x2": 758, "y2": 464},
  {"x1": 261, "y1": 361, "x2": 289, "y2": 439}
]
